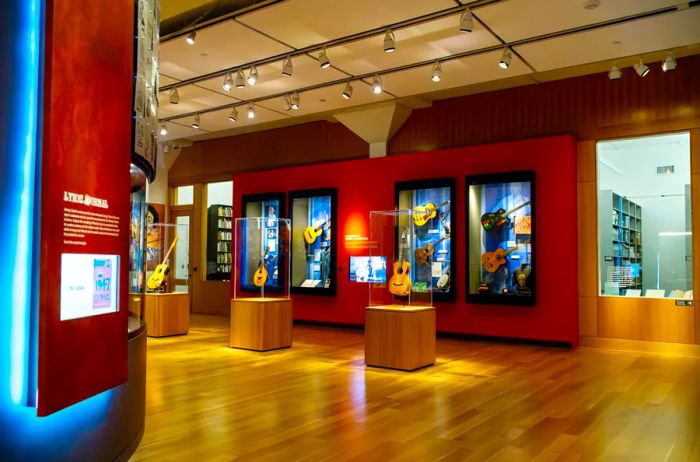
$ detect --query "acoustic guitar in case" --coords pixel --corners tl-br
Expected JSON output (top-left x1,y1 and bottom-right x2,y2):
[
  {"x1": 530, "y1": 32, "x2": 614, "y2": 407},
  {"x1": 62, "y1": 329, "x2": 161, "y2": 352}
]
[
  {"x1": 388, "y1": 227, "x2": 412, "y2": 296},
  {"x1": 480, "y1": 201, "x2": 530, "y2": 231},
  {"x1": 414, "y1": 233, "x2": 450, "y2": 265},
  {"x1": 481, "y1": 239, "x2": 531, "y2": 273},
  {"x1": 303, "y1": 220, "x2": 327, "y2": 245},
  {"x1": 412, "y1": 200, "x2": 450, "y2": 227},
  {"x1": 146, "y1": 236, "x2": 180, "y2": 290}
]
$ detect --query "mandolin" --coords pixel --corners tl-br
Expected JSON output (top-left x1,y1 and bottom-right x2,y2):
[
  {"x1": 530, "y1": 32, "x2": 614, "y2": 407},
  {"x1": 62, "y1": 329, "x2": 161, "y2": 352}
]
[
  {"x1": 388, "y1": 228, "x2": 412, "y2": 296},
  {"x1": 481, "y1": 239, "x2": 531, "y2": 273},
  {"x1": 303, "y1": 220, "x2": 327, "y2": 245},
  {"x1": 480, "y1": 201, "x2": 531, "y2": 231},
  {"x1": 253, "y1": 247, "x2": 270, "y2": 287},
  {"x1": 412, "y1": 200, "x2": 450, "y2": 227},
  {"x1": 414, "y1": 233, "x2": 450, "y2": 265},
  {"x1": 146, "y1": 236, "x2": 180, "y2": 290}
]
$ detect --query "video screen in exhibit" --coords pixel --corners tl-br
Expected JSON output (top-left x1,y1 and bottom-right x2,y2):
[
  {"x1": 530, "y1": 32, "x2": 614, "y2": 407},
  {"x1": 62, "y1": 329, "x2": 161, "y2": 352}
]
[
  {"x1": 466, "y1": 171, "x2": 535, "y2": 305},
  {"x1": 60, "y1": 253, "x2": 120, "y2": 320},
  {"x1": 349, "y1": 256, "x2": 387, "y2": 283}
]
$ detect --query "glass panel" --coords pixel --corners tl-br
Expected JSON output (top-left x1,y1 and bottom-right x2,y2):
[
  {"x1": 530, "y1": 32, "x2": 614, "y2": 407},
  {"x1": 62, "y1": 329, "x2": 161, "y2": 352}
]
[
  {"x1": 128, "y1": 164, "x2": 147, "y2": 331},
  {"x1": 205, "y1": 181, "x2": 233, "y2": 281},
  {"x1": 206, "y1": 181, "x2": 232, "y2": 208},
  {"x1": 175, "y1": 215, "x2": 190, "y2": 281},
  {"x1": 175, "y1": 185, "x2": 193, "y2": 205},
  {"x1": 597, "y1": 132, "x2": 692, "y2": 298}
]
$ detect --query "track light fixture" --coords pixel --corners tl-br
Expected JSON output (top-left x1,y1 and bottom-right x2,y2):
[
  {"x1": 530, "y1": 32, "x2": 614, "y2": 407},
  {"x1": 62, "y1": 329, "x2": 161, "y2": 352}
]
[
  {"x1": 460, "y1": 8, "x2": 474, "y2": 33},
  {"x1": 222, "y1": 72, "x2": 233, "y2": 91},
  {"x1": 291, "y1": 92, "x2": 300, "y2": 110},
  {"x1": 228, "y1": 106, "x2": 238, "y2": 122},
  {"x1": 633, "y1": 58, "x2": 650, "y2": 77},
  {"x1": 282, "y1": 55, "x2": 293, "y2": 76},
  {"x1": 247, "y1": 65, "x2": 258, "y2": 86},
  {"x1": 608, "y1": 64, "x2": 622, "y2": 80},
  {"x1": 499, "y1": 47, "x2": 512, "y2": 69},
  {"x1": 662, "y1": 53, "x2": 676, "y2": 72},
  {"x1": 169, "y1": 88, "x2": 180, "y2": 104},
  {"x1": 341, "y1": 81, "x2": 353, "y2": 100},
  {"x1": 235, "y1": 69, "x2": 245, "y2": 88},
  {"x1": 159, "y1": 124, "x2": 168, "y2": 136},
  {"x1": 247, "y1": 104, "x2": 255, "y2": 119},
  {"x1": 372, "y1": 74, "x2": 383, "y2": 94},
  {"x1": 186, "y1": 29, "x2": 196, "y2": 45},
  {"x1": 383, "y1": 29, "x2": 396, "y2": 53},
  {"x1": 319, "y1": 47, "x2": 331, "y2": 69},
  {"x1": 431, "y1": 61, "x2": 442, "y2": 82},
  {"x1": 191, "y1": 113, "x2": 200, "y2": 129}
]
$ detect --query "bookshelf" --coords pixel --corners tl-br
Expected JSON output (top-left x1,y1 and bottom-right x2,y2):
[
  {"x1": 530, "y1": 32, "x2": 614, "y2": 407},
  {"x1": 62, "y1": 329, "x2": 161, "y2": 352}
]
[
  {"x1": 599, "y1": 190, "x2": 642, "y2": 295},
  {"x1": 207, "y1": 204, "x2": 232, "y2": 281}
]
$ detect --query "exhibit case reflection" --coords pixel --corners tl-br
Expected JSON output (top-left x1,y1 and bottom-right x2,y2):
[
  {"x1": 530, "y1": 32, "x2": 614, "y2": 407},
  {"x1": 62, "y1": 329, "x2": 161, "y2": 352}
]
[
  {"x1": 466, "y1": 171, "x2": 535, "y2": 305},
  {"x1": 289, "y1": 188, "x2": 337, "y2": 295},
  {"x1": 129, "y1": 163, "x2": 147, "y2": 332}
]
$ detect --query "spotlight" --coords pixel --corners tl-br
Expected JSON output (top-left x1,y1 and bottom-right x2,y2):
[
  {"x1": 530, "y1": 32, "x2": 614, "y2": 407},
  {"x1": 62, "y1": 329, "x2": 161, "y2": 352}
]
[
  {"x1": 169, "y1": 88, "x2": 180, "y2": 104},
  {"x1": 499, "y1": 47, "x2": 512, "y2": 69},
  {"x1": 319, "y1": 47, "x2": 331, "y2": 69},
  {"x1": 283, "y1": 94, "x2": 292, "y2": 111},
  {"x1": 608, "y1": 64, "x2": 622, "y2": 80},
  {"x1": 372, "y1": 74, "x2": 383, "y2": 94},
  {"x1": 235, "y1": 69, "x2": 245, "y2": 88},
  {"x1": 282, "y1": 56, "x2": 293, "y2": 76},
  {"x1": 460, "y1": 8, "x2": 474, "y2": 33},
  {"x1": 247, "y1": 104, "x2": 255, "y2": 119},
  {"x1": 159, "y1": 124, "x2": 168, "y2": 136},
  {"x1": 186, "y1": 29, "x2": 196, "y2": 45},
  {"x1": 191, "y1": 113, "x2": 200, "y2": 129},
  {"x1": 291, "y1": 92, "x2": 300, "y2": 110},
  {"x1": 383, "y1": 29, "x2": 395, "y2": 53},
  {"x1": 633, "y1": 59, "x2": 649, "y2": 77},
  {"x1": 431, "y1": 61, "x2": 442, "y2": 82},
  {"x1": 341, "y1": 81, "x2": 353, "y2": 100},
  {"x1": 228, "y1": 106, "x2": 238, "y2": 122},
  {"x1": 662, "y1": 53, "x2": 676, "y2": 72},
  {"x1": 222, "y1": 72, "x2": 233, "y2": 91},
  {"x1": 247, "y1": 65, "x2": 258, "y2": 86}
]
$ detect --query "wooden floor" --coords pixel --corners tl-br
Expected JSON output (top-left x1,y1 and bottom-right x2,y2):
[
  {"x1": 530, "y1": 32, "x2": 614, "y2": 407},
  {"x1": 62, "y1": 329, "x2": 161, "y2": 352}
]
[{"x1": 131, "y1": 314, "x2": 700, "y2": 461}]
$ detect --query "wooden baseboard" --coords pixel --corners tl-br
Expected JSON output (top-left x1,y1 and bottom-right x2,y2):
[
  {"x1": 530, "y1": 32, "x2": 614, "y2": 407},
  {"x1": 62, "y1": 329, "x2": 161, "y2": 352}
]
[{"x1": 580, "y1": 335, "x2": 700, "y2": 357}]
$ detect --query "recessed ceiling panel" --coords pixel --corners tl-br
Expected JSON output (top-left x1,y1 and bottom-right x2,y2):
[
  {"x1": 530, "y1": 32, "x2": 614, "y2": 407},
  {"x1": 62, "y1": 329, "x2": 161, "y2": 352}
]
[
  {"x1": 515, "y1": 8, "x2": 700, "y2": 72},
  {"x1": 237, "y1": 0, "x2": 457, "y2": 49},
  {"x1": 159, "y1": 20, "x2": 294, "y2": 81},
  {"x1": 477, "y1": 0, "x2": 682, "y2": 43},
  {"x1": 375, "y1": 49, "x2": 532, "y2": 98},
  {"x1": 158, "y1": 84, "x2": 239, "y2": 119},
  {"x1": 326, "y1": 14, "x2": 501, "y2": 76}
]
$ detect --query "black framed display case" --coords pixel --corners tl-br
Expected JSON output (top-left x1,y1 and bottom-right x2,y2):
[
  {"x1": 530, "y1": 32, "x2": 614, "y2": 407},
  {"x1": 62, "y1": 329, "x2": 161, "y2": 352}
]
[
  {"x1": 395, "y1": 178, "x2": 456, "y2": 302},
  {"x1": 288, "y1": 188, "x2": 337, "y2": 295},
  {"x1": 466, "y1": 171, "x2": 535, "y2": 306},
  {"x1": 242, "y1": 192, "x2": 286, "y2": 220}
]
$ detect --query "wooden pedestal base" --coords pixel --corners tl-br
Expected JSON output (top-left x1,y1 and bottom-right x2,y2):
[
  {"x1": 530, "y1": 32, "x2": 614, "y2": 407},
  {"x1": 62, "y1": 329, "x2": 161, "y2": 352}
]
[
  {"x1": 144, "y1": 292, "x2": 190, "y2": 337},
  {"x1": 365, "y1": 305, "x2": 436, "y2": 371},
  {"x1": 230, "y1": 298, "x2": 293, "y2": 351}
]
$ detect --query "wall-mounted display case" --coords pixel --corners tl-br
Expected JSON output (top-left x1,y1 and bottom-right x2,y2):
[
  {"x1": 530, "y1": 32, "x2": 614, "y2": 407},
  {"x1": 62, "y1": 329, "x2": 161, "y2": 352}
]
[
  {"x1": 466, "y1": 171, "x2": 535, "y2": 305},
  {"x1": 396, "y1": 178, "x2": 455, "y2": 302},
  {"x1": 289, "y1": 188, "x2": 337, "y2": 295},
  {"x1": 145, "y1": 222, "x2": 189, "y2": 294},
  {"x1": 233, "y1": 217, "x2": 291, "y2": 299},
  {"x1": 206, "y1": 204, "x2": 232, "y2": 281},
  {"x1": 242, "y1": 192, "x2": 285, "y2": 220}
]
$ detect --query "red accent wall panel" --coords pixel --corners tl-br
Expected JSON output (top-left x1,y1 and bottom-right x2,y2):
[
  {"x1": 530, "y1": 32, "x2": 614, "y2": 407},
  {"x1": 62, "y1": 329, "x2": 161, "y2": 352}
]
[
  {"x1": 38, "y1": 0, "x2": 133, "y2": 416},
  {"x1": 233, "y1": 135, "x2": 579, "y2": 345}
]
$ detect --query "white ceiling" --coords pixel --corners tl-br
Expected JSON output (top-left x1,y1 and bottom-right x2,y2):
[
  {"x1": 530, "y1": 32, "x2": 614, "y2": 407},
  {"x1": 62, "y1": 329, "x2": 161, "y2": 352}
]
[{"x1": 157, "y1": 0, "x2": 700, "y2": 143}]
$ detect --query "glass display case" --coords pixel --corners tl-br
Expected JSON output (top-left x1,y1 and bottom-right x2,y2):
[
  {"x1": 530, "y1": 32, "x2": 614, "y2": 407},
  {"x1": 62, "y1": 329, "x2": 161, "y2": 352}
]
[
  {"x1": 145, "y1": 222, "x2": 190, "y2": 294},
  {"x1": 233, "y1": 217, "x2": 291, "y2": 299},
  {"x1": 128, "y1": 164, "x2": 147, "y2": 333},
  {"x1": 242, "y1": 192, "x2": 285, "y2": 219},
  {"x1": 396, "y1": 178, "x2": 455, "y2": 301},
  {"x1": 289, "y1": 188, "x2": 336, "y2": 295},
  {"x1": 369, "y1": 210, "x2": 433, "y2": 309},
  {"x1": 466, "y1": 171, "x2": 535, "y2": 305}
]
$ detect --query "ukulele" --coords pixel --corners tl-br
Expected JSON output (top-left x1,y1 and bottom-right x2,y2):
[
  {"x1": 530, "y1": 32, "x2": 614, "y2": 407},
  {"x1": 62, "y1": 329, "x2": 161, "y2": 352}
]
[
  {"x1": 253, "y1": 247, "x2": 270, "y2": 287},
  {"x1": 303, "y1": 221, "x2": 327, "y2": 245},
  {"x1": 414, "y1": 233, "x2": 450, "y2": 265},
  {"x1": 480, "y1": 201, "x2": 530, "y2": 231},
  {"x1": 388, "y1": 228, "x2": 412, "y2": 296},
  {"x1": 412, "y1": 200, "x2": 450, "y2": 227},
  {"x1": 146, "y1": 236, "x2": 180, "y2": 290},
  {"x1": 481, "y1": 239, "x2": 531, "y2": 273}
]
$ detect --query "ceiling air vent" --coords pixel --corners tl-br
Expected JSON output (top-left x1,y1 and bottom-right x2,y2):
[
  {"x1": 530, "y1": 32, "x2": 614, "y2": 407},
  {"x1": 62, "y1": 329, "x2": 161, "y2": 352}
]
[{"x1": 657, "y1": 165, "x2": 675, "y2": 174}]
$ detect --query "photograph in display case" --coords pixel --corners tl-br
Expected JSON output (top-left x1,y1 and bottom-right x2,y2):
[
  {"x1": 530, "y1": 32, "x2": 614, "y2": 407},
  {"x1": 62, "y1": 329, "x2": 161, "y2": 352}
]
[
  {"x1": 466, "y1": 171, "x2": 535, "y2": 305},
  {"x1": 289, "y1": 188, "x2": 336, "y2": 295},
  {"x1": 396, "y1": 178, "x2": 455, "y2": 301}
]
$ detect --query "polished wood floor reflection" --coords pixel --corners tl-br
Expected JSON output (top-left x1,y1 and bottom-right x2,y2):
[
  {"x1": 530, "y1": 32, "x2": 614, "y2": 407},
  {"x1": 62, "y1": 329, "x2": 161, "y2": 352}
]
[{"x1": 131, "y1": 315, "x2": 700, "y2": 461}]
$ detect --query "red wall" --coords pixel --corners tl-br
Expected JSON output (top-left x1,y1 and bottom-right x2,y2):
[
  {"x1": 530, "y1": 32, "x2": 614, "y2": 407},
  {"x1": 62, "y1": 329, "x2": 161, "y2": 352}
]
[{"x1": 233, "y1": 135, "x2": 578, "y2": 345}]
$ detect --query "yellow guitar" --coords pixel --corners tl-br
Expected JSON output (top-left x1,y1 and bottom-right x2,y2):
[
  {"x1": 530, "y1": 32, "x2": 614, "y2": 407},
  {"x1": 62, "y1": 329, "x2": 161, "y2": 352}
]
[
  {"x1": 303, "y1": 220, "x2": 326, "y2": 245},
  {"x1": 146, "y1": 236, "x2": 179, "y2": 290},
  {"x1": 253, "y1": 247, "x2": 270, "y2": 287},
  {"x1": 412, "y1": 200, "x2": 450, "y2": 227},
  {"x1": 389, "y1": 228, "x2": 412, "y2": 296}
]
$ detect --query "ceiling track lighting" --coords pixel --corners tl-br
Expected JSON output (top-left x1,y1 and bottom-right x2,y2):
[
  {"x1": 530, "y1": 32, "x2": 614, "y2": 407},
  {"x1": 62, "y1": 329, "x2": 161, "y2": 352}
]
[
  {"x1": 459, "y1": 8, "x2": 474, "y2": 33},
  {"x1": 228, "y1": 106, "x2": 238, "y2": 122},
  {"x1": 235, "y1": 69, "x2": 245, "y2": 88},
  {"x1": 169, "y1": 88, "x2": 180, "y2": 104},
  {"x1": 383, "y1": 29, "x2": 396, "y2": 53},
  {"x1": 159, "y1": 124, "x2": 168, "y2": 136},
  {"x1": 319, "y1": 47, "x2": 331, "y2": 69},
  {"x1": 186, "y1": 29, "x2": 196, "y2": 45},
  {"x1": 431, "y1": 60, "x2": 442, "y2": 82},
  {"x1": 608, "y1": 64, "x2": 622, "y2": 80},
  {"x1": 282, "y1": 55, "x2": 293, "y2": 76},
  {"x1": 499, "y1": 46, "x2": 512, "y2": 69},
  {"x1": 662, "y1": 53, "x2": 676, "y2": 72},
  {"x1": 191, "y1": 113, "x2": 200, "y2": 129},
  {"x1": 341, "y1": 81, "x2": 353, "y2": 100},
  {"x1": 222, "y1": 72, "x2": 233, "y2": 91},
  {"x1": 372, "y1": 74, "x2": 383, "y2": 94},
  {"x1": 247, "y1": 65, "x2": 258, "y2": 86},
  {"x1": 291, "y1": 92, "x2": 300, "y2": 110},
  {"x1": 633, "y1": 58, "x2": 650, "y2": 77},
  {"x1": 247, "y1": 104, "x2": 255, "y2": 119}
]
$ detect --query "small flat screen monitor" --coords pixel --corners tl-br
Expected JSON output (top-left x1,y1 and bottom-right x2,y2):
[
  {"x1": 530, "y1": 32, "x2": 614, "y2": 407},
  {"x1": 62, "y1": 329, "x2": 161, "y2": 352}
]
[
  {"x1": 349, "y1": 256, "x2": 387, "y2": 283},
  {"x1": 60, "y1": 253, "x2": 119, "y2": 320}
]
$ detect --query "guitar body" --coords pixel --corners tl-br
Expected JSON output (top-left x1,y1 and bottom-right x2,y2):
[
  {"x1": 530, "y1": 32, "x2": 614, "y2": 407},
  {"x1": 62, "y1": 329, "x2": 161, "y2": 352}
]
[
  {"x1": 412, "y1": 202, "x2": 437, "y2": 227},
  {"x1": 414, "y1": 243, "x2": 434, "y2": 265},
  {"x1": 480, "y1": 209, "x2": 509, "y2": 231},
  {"x1": 303, "y1": 221, "x2": 326, "y2": 245},
  {"x1": 481, "y1": 248, "x2": 508, "y2": 273},
  {"x1": 146, "y1": 263, "x2": 169, "y2": 290},
  {"x1": 253, "y1": 266, "x2": 268, "y2": 287},
  {"x1": 389, "y1": 260, "x2": 412, "y2": 296}
]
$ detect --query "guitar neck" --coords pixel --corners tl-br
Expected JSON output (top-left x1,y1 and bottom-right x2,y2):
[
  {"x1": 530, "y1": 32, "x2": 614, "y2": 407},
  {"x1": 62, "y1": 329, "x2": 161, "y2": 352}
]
[
  {"x1": 161, "y1": 236, "x2": 180, "y2": 264},
  {"x1": 503, "y1": 200, "x2": 531, "y2": 217},
  {"x1": 504, "y1": 239, "x2": 531, "y2": 257}
]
